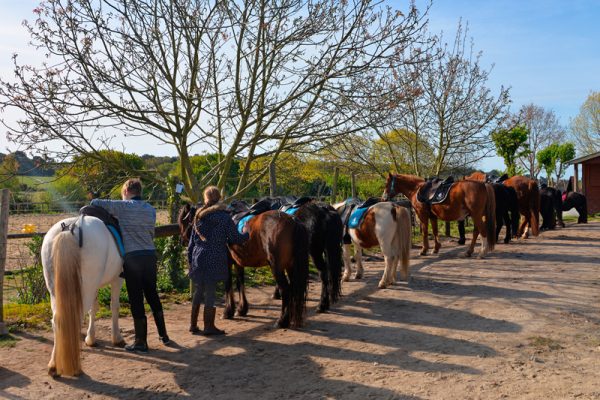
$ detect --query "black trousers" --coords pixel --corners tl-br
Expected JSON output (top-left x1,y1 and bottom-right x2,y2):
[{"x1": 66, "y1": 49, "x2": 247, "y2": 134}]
[{"x1": 124, "y1": 253, "x2": 163, "y2": 319}]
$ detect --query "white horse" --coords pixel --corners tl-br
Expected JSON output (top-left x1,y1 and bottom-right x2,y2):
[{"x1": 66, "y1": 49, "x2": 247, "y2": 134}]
[
  {"x1": 42, "y1": 216, "x2": 124, "y2": 377},
  {"x1": 334, "y1": 201, "x2": 412, "y2": 289}
]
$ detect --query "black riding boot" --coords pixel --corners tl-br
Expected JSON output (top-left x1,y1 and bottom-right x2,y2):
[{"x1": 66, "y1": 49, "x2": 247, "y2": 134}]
[
  {"x1": 153, "y1": 311, "x2": 171, "y2": 345},
  {"x1": 125, "y1": 316, "x2": 148, "y2": 352},
  {"x1": 190, "y1": 304, "x2": 202, "y2": 334}
]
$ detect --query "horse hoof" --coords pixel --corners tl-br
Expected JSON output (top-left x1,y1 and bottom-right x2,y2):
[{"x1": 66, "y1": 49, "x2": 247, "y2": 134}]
[
  {"x1": 462, "y1": 252, "x2": 472, "y2": 258},
  {"x1": 378, "y1": 282, "x2": 387, "y2": 289},
  {"x1": 419, "y1": 250, "x2": 428, "y2": 256},
  {"x1": 354, "y1": 273, "x2": 363, "y2": 280},
  {"x1": 85, "y1": 338, "x2": 97, "y2": 347},
  {"x1": 316, "y1": 306, "x2": 327, "y2": 313},
  {"x1": 274, "y1": 320, "x2": 290, "y2": 329},
  {"x1": 113, "y1": 340, "x2": 126, "y2": 348},
  {"x1": 457, "y1": 239, "x2": 466, "y2": 245},
  {"x1": 48, "y1": 366, "x2": 58, "y2": 378},
  {"x1": 221, "y1": 312, "x2": 234, "y2": 320}
]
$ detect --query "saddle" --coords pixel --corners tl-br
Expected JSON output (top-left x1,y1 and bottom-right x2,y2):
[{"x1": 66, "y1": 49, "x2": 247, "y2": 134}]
[
  {"x1": 488, "y1": 173, "x2": 509, "y2": 184},
  {"x1": 417, "y1": 176, "x2": 455, "y2": 205},
  {"x1": 280, "y1": 196, "x2": 313, "y2": 215},
  {"x1": 230, "y1": 197, "x2": 282, "y2": 233},
  {"x1": 347, "y1": 197, "x2": 381, "y2": 229},
  {"x1": 79, "y1": 205, "x2": 125, "y2": 257}
]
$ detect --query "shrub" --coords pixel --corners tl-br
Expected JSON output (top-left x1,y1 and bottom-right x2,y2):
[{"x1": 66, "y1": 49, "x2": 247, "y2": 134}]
[
  {"x1": 14, "y1": 236, "x2": 48, "y2": 304},
  {"x1": 97, "y1": 283, "x2": 129, "y2": 307}
]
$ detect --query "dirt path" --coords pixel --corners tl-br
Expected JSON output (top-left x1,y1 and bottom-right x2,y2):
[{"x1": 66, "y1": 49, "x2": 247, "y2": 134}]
[{"x1": 2, "y1": 222, "x2": 600, "y2": 399}]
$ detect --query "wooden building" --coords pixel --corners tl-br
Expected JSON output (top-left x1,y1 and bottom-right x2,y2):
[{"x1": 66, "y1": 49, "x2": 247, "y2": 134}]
[{"x1": 568, "y1": 151, "x2": 600, "y2": 214}]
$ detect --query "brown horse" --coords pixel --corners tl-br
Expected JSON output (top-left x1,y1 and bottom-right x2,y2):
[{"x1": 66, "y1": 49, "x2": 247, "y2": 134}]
[
  {"x1": 502, "y1": 176, "x2": 540, "y2": 238},
  {"x1": 382, "y1": 173, "x2": 496, "y2": 258},
  {"x1": 179, "y1": 204, "x2": 309, "y2": 329}
]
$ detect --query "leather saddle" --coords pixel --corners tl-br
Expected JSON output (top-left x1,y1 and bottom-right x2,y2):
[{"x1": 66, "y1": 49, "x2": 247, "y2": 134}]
[
  {"x1": 79, "y1": 205, "x2": 125, "y2": 257},
  {"x1": 417, "y1": 176, "x2": 455, "y2": 205},
  {"x1": 279, "y1": 196, "x2": 313, "y2": 214}
]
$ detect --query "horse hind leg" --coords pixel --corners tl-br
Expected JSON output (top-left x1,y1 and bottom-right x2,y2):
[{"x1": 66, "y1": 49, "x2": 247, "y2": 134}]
[
  {"x1": 271, "y1": 267, "x2": 291, "y2": 329},
  {"x1": 110, "y1": 279, "x2": 125, "y2": 347},
  {"x1": 354, "y1": 246, "x2": 364, "y2": 280},
  {"x1": 235, "y1": 266, "x2": 249, "y2": 317},
  {"x1": 341, "y1": 243, "x2": 353, "y2": 282},
  {"x1": 312, "y1": 250, "x2": 330, "y2": 313},
  {"x1": 378, "y1": 256, "x2": 392, "y2": 289},
  {"x1": 85, "y1": 299, "x2": 99, "y2": 347},
  {"x1": 222, "y1": 266, "x2": 236, "y2": 320}
]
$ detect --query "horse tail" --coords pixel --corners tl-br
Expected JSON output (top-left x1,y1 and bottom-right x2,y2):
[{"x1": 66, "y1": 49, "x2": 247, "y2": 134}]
[
  {"x1": 484, "y1": 183, "x2": 496, "y2": 252},
  {"x1": 529, "y1": 182, "x2": 540, "y2": 236},
  {"x1": 325, "y1": 211, "x2": 344, "y2": 305},
  {"x1": 395, "y1": 206, "x2": 412, "y2": 273},
  {"x1": 52, "y1": 230, "x2": 83, "y2": 376},
  {"x1": 289, "y1": 221, "x2": 309, "y2": 328}
]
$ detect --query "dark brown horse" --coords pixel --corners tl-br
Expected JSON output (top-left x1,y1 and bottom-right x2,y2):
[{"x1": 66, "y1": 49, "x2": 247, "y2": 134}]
[
  {"x1": 178, "y1": 204, "x2": 309, "y2": 329},
  {"x1": 382, "y1": 173, "x2": 496, "y2": 258},
  {"x1": 461, "y1": 171, "x2": 520, "y2": 244},
  {"x1": 502, "y1": 176, "x2": 540, "y2": 238}
]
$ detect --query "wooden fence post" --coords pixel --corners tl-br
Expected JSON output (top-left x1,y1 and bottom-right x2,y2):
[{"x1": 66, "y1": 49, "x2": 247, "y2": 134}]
[
  {"x1": 351, "y1": 172, "x2": 357, "y2": 198},
  {"x1": 331, "y1": 167, "x2": 339, "y2": 203},
  {"x1": 0, "y1": 189, "x2": 9, "y2": 335},
  {"x1": 269, "y1": 161, "x2": 277, "y2": 197}
]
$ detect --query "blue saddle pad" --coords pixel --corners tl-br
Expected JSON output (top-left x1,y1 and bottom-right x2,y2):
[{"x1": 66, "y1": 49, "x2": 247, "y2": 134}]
[
  {"x1": 284, "y1": 207, "x2": 299, "y2": 215},
  {"x1": 106, "y1": 224, "x2": 125, "y2": 257},
  {"x1": 348, "y1": 206, "x2": 370, "y2": 229},
  {"x1": 237, "y1": 214, "x2": 254, "y2": 233}
]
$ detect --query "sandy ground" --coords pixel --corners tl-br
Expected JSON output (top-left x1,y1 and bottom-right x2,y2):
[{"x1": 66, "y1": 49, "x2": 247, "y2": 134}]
[{"x1": 1, "y1": 222, "x2": 600, "y2": 399}]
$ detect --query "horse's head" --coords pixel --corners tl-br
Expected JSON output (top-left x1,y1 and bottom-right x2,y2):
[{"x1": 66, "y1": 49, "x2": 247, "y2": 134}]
[
  {"x1": 177, "y1": 203, "x2": 197, "y2": 245},
  {"x1": 382, "y1": 172, "x2": 398, "y2": 201},
  {"x1": 228, "y1": 200, "x2": 250, "y2": 215}
]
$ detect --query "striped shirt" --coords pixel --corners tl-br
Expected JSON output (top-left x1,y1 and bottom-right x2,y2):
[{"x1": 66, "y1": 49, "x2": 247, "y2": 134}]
[{"x1": 90, "y1": 198, "x2": 156, "y2": 255}]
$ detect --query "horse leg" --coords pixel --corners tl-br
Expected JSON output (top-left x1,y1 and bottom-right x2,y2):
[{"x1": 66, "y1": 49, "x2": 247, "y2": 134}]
[
  {"x1": 457, "y1": 220, "x2": 466, "y2": 245},
  {"x1": 222, "y1": 265, "x2": 236, "y2": 320},
  {"x1": 271, "y1": 267, "x2": 291, "y2": 329},
  {"x1": 272, "y1": 286, "x2": 281, "y2": 300},
  {"x1": 85, "y1": 298, "x2": 99, "y2": 347},
  {"x1": 235, "y1": 266, "x2": 249, "y2": 317},
  {"x1": 110, "y1": 279, "x2": 125, "y2": 347},
  {"x1": 420, "y1": 218, "x2": 430, "y2": 256},
  {"x1": 48, "y1": 296, "x2": 58, "y2": 377},
  {"x1": 431, "y1": 218, "x2": 441, "y2": 254},
  {"x1": 518, "y1": 213, "x2": 530, "y2": 239},
  {"x1": 312, "y1": 250, "x2": 330, "y2": 313},
  {"x1": 502, "y1": 210, "x2": 511, "y2": 244},
  {"x1": 378, "y1": 255, "x2": 392, "y2": 289},
  {"x1": 341, "y1": 243, "x2": 353, "y2": 282},
  {"x1": 354, "y1": 245, "x2": 364, "y2": 280},
  {"x1": 465, "y1": 225, "x2": 478, "y2": 257}
]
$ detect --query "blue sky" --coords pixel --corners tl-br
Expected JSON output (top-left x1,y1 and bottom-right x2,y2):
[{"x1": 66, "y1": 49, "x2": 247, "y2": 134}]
[{"x1": 1, "y1": 0, "x2": 599, "y2": 173}]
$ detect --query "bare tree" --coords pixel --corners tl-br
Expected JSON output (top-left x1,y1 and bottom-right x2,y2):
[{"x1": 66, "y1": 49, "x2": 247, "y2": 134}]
[
  {"x1": 419, "y1": 22, "x2": 510, "y2": 176},
  {"x1": 1, "y1": 0, "x2": 430, "y2": 201},
  {"x1": 570, "y1": 91, "x2": 600, "y2": 155},
  {"x1": 516, "y1": 104, "x2": 565, "y2": 179}
]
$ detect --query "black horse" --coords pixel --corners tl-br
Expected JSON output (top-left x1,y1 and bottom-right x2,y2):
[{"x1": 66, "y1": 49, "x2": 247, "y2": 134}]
[
  {"x1": 458, "y1": 183, "x2": 519, "y2": 244},
  {"x1": 283, "y1": 200, "x2": 344, "y2": 313},
  {"x1": 562, "y1": 192, "x2": 588, "y2": 223},
  {"x1": 540, "y1": 185, "x2": 564, "y2": 230}
]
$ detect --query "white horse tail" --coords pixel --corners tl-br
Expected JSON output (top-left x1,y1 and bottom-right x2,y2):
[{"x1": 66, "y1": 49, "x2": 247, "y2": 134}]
[
  {"x1": 394, "y1": 205, "x2": 412, "y2": 281},
  {"x1": 52, "y1": 230, "x2": 83, "y2": 376}
]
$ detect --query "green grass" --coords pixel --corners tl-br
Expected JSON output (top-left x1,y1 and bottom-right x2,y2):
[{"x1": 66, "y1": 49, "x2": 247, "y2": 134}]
[
  {"x1": 3, "y1": 302, "x2": 52, "y2": 332},
  {"x1": 18, "y1": 175, "x2": 55, "y2": 189},
  {"x1": 0, "y1": 334, "x2": 21, "y2": 348}
]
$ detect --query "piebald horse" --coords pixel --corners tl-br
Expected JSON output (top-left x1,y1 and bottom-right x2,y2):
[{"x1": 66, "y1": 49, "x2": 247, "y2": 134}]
[
  {"x1": 383, "y1": 173, "x2": 496, "y2": 258},
  {"x1": 41, "y1": 216, "x2": 125, "y2": 377},
  {"x1": 333, "y1": 201, "x2": 412, "y2": 289}
]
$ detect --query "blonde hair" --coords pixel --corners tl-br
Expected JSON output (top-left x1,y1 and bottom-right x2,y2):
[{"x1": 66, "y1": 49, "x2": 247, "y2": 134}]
[
  {"x1": 121, "y1": 178, "x2": 142, "y2": 198},
  {"x1": 193, "y1": 186, "x2": 223, "y2": 240},
  {"x1": 202, "y1": 186, "x2": 221, "y2": 208}
]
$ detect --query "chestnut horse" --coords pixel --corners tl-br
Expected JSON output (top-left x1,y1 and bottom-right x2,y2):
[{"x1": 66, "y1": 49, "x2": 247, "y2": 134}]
[
  {"x1": 382, "y1": 173, "x2": 496, "y2": 258},
  {"x1": 502, "y1": 176, "x2": 540, "y2": 238},
  {"x1": 461, "y1": 171, "x2": 520, "y2": 244},
  {"x1": 179, "y1": 204, "x2": 309, "y2": 328},
  {"x1": 332, "y1": 201, "x2": 412, "y2": 289}
]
